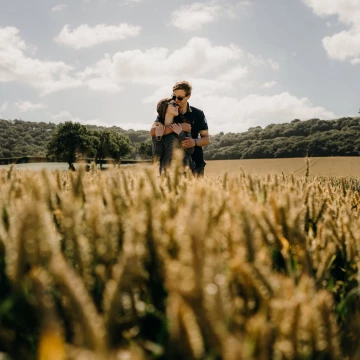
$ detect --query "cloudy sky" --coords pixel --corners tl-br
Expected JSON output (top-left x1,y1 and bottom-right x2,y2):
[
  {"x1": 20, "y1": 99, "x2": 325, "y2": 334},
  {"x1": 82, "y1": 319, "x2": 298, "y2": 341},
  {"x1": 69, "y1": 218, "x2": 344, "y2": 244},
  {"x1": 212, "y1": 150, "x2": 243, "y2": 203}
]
[{"x1": 0, "y1": 0, "x2": 359, "y2": 134}]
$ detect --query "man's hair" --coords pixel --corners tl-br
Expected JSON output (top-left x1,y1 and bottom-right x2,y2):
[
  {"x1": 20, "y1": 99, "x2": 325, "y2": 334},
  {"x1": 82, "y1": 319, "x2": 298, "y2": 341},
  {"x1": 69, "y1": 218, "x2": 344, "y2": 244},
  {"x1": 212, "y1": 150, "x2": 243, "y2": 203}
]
[
  {"x1": 156, "y1": 97, "x2": 173, "y2": 124},
  {"x1": 173, "y1": 81, "x2": 192, "y2": 96}
]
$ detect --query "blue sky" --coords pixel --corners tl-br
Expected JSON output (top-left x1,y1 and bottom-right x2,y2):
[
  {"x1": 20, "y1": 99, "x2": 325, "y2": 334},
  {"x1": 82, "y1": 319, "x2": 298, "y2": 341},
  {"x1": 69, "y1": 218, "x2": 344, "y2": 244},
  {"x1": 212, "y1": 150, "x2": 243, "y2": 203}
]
[{"x1": 0, "y1": 0, "x2": 359, "y2": 134}]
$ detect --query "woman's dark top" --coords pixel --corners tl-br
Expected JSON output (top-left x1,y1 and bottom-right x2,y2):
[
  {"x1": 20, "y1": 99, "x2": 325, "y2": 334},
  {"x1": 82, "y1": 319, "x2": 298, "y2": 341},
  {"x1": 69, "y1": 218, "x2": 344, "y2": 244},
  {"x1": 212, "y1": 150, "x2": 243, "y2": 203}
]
[{"x1": 152, "y1": 128, "x2": 195, "y2": 174}]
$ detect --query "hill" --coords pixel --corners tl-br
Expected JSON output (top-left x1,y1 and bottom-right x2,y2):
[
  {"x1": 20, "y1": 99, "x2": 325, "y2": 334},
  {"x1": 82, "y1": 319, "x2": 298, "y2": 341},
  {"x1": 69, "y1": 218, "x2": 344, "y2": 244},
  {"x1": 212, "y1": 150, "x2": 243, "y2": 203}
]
[
  {"x1": 0, "y1": 119, "x2": 149, "y2": 159},
  {"x1": 203, "y1": 117, "x2": 360, "y2": 159},
  {"x1": 1, "y1": 117, "x2": 360, "y2": 160}
]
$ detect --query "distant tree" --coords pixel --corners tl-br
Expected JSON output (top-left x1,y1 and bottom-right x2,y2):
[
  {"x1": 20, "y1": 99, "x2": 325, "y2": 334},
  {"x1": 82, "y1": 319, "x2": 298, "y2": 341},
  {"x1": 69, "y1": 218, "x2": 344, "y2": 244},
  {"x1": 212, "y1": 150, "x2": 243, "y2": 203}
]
[
  {"x1": 94, "y1": 130, "x2": 133, "y2": 167},
  {"x1": 94, "y1": 130, "x2": 116, "y2": 168},
  {"x1": 111, "y1": 132, "x2": 133, "y2": 164},
  {"x1": 46, "y1": 122, "x2": 98, "y2": 170},
  {"x1": 138, "y1": 139, "x2": 152, "y2": 158}
]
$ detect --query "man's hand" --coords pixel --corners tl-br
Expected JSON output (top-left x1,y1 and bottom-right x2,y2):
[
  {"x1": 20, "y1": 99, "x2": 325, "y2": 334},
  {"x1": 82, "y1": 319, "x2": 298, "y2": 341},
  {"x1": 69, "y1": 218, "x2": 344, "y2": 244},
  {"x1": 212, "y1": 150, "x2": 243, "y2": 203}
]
[
  {"x1": 181, "y1": 123, "x2": 191, "y2": 132},
  {"x1": 182, "y1": 137, "x2": 196, "y2": 148}
]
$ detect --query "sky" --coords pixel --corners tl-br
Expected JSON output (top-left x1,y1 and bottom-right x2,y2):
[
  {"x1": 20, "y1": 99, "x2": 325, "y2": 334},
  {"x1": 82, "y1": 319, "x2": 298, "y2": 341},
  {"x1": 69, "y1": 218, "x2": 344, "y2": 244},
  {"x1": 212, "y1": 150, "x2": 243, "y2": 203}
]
[{"x1": 0, "y1": 0, "x2": 359, "y2": 134}]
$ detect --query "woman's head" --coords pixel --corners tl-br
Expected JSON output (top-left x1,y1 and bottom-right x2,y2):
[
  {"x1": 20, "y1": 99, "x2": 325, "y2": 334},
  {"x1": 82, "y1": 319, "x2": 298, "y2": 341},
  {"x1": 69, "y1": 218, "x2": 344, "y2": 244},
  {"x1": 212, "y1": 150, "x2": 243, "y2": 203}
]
[{"x1": 156, "y1": 97, "x2": 179, "y2": 123}]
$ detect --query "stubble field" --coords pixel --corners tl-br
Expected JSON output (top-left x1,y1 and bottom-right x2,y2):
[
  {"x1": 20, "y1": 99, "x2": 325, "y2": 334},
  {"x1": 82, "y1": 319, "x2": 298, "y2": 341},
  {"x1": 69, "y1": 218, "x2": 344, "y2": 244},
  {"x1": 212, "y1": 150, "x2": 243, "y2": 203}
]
[{"x1": 0, "y1": 157, "x2": 360, "y2": 359}]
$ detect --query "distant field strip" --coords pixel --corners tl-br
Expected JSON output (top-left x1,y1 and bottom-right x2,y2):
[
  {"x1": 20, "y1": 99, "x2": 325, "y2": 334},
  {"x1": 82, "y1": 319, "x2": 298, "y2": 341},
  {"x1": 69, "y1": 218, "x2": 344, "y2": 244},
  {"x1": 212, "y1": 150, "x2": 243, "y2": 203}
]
[
  {"x1": 205, "y1": 157, "x2": 360, "y2": 177},
  {"x1": 1, "y1": 157, "x2": 360, "y2": 177}
]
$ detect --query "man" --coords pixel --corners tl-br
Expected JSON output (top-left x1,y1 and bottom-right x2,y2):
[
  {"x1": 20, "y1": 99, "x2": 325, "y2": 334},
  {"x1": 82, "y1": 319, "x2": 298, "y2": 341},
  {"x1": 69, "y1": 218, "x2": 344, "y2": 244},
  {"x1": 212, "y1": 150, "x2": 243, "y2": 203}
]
[{"x1": 150, "y1": 81, "x2": 210, "y2": 176}]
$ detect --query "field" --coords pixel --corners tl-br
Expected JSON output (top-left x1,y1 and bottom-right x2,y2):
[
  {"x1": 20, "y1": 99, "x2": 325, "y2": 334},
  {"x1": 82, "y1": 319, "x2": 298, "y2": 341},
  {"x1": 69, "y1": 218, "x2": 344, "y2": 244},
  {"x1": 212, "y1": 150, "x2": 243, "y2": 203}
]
[
  {"x1": 1, "y1": 157, "x2": 360, "y2": 177},
  {"x1": 205, "y1": 157, "x2": 360, "y2": 177},
  {"x1": 1, "y1": 156, "x2": 360, "y2": 359}
]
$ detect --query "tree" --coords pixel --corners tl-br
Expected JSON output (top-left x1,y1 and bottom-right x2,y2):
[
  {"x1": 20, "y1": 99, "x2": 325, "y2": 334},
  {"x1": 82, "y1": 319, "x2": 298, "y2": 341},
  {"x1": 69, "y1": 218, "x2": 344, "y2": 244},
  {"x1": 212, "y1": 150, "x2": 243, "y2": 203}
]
[
  {"x1": 138, "y1": 139, "x2": 152, "y2": 158},
  {"x1": 94, "y1": 130, "x2": 133, "y2": 167},
  {"x1": 46, "y1": 122, "x2": 98, "y2": 170},
  {"x1": 111, "y1": 132, "x2": 134, "y2": 164}
]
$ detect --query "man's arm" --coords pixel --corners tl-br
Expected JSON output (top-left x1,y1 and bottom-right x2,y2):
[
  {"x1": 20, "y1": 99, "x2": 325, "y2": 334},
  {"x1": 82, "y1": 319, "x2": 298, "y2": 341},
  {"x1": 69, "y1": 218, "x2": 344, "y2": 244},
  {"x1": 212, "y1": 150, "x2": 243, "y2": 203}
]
[
  {"x1": 150, "y1": 122, "x2": 191, "y2": 137},
  {"x1": 182, "y1": 130, "x2": 210, "y2": 148},
  {"x1": 198, "y1": 129, "x2": 210, "y2": 146}
]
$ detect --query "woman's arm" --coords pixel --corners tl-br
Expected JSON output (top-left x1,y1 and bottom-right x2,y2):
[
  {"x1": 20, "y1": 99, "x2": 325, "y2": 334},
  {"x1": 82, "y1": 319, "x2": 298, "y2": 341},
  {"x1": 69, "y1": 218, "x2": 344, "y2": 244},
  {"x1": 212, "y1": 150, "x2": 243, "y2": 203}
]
[
  {"x1": 169, "y1": 124, "x2": 195, "y2": 155},
  {"x1": 152, "y1": 136, "x2": 164, "y2": 161},
  {"x1": 177, "y1": 131, "x2": 195, "y2": 155},
  {"x1": 150, "y1": 121, "x2": 191, "y2": 137},
  {"x1": 151, "y1": 124, "x2": 165, "y2": 161}
]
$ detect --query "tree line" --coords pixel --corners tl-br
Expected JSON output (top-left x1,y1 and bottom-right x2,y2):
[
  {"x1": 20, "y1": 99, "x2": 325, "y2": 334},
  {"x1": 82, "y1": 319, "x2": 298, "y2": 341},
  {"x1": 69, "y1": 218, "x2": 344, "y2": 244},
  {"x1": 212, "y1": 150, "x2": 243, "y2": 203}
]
[
  {"x1": 1, "y1": 117, "x2": 360, "y2": 162},
  {"x1": 204, "y1": 117, "x2": 360, "y2": 159},
  {"x1": 0, "y1": 119, "x2": 150, "y2": 161}
]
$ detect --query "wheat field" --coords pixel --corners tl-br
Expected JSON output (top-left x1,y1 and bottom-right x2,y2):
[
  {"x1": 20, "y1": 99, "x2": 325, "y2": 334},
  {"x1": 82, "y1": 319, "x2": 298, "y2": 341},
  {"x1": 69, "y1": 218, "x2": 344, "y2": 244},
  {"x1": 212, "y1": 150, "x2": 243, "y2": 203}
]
[
  {"x1": 0, "y1": 157, "x2": 360, "y2": 359},
  {"x1": 1, "y1": 157, "x2": 360, "y2": 177}
]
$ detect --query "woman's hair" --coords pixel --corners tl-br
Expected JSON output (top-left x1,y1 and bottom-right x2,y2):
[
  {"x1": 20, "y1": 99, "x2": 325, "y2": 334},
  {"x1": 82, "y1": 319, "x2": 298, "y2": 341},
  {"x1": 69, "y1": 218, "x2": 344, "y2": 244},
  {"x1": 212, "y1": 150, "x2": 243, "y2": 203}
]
[{"x1": 156, "y1": 97, "x2": 173, "y2": 124}]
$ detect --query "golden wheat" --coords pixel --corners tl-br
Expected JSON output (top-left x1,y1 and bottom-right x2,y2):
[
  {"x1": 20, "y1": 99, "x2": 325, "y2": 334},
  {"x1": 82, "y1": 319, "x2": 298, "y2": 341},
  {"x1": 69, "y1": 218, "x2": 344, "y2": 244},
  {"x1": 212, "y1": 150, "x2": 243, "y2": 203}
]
[{"x1": 0, "y1": 159, "x2": 359, "y2": 359}]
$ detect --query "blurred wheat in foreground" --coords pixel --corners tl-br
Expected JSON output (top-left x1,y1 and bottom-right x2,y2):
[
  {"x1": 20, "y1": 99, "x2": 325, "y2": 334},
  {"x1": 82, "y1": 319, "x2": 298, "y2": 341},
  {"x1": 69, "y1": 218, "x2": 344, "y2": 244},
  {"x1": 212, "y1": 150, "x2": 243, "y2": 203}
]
[{"x1": 0, "y1": 160, "x2": 360, "y2": 360}]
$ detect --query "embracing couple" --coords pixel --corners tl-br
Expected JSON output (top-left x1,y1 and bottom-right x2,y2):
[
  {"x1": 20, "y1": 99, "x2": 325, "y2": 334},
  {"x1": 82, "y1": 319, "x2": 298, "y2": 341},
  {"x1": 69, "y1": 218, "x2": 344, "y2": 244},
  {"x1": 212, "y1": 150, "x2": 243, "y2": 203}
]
[{"x1": 150, "y1": 81, "x2": 210, "y2": 176}]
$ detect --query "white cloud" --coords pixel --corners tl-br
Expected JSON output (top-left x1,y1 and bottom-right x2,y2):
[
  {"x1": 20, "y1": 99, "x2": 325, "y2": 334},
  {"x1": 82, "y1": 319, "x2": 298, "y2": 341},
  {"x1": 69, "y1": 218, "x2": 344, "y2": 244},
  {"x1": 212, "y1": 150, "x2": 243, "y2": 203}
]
[
  {"x1": 303, "y1": 0, "x2": 360, "y2": 64},
  {"x1": 55, "y1": 23, "x2": 141, "y2": 49},
  {"x1": 302, "y1": 0, "x2": 360, "y2": 24},
  {"x1": 78, "y1": 36, "x2": 280, "y2": 103},
  {"x1": 351, "y1": 58, "x2": 360, "y2": 64},
  {"x1": 322, "y1": 30, "x2": 360, "y2": 61},
  {"x1": 51, "y1": 110, "x2": 103, "y2": 126},
  {"x1": 192, "y1": 92, "x2": 335, "y2": 134},
  {"x1": 248, "y1": 54, "x2": 280, "y2": 71},
  {"x1": 15, "y1": 101, "x2": 48, "y2": 112},
  {"x1": 142, "y1": 78, "x2": 235, "y2": 104},
  {"x1": 262, "y1": 81, "x2": 277, "y2": 89},
  {"x1": 170, "y1": 1, "x2": 252, "y2": 31},
  {"x1": 170, "y1": 3, "x2": 221, "y2": 31},
  {"x1": 86, "y1": 77, "x2": 123, "y2": 93},
  {"x1": 217, "y1": 65, "x2": 248, "y2": 82},
  {"x1": 78, "y1": 37, "x2": 243, "y2": 89},
  {"x1": 0, "y1": 27, "x2": 81, "y2": 95},
  {"x1": 51, "y1": 4, "x2": 68, "y2": 12}
]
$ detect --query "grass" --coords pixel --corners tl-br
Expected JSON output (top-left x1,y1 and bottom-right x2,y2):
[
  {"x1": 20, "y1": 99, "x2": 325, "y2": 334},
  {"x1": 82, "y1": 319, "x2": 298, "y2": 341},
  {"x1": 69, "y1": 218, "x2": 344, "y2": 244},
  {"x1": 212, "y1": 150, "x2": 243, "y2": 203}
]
[{"x1": 0, "y1": 156, "x2": 360, "y2": 359}]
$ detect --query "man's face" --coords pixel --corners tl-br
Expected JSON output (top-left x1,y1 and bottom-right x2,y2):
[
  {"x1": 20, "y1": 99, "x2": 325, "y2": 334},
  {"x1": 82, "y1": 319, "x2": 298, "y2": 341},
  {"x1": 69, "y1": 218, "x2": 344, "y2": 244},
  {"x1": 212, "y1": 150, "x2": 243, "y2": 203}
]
[{"x1": 173, "y1": 89, "x2": 190, "y2": 108}]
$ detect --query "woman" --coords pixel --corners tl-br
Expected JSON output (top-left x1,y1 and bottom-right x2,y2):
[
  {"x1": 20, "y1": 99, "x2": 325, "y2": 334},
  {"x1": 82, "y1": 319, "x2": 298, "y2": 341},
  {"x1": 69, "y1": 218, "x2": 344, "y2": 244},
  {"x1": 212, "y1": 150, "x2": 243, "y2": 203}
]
[{"x1": 152, "y1": 97, "x2": 195, "y2": 174}]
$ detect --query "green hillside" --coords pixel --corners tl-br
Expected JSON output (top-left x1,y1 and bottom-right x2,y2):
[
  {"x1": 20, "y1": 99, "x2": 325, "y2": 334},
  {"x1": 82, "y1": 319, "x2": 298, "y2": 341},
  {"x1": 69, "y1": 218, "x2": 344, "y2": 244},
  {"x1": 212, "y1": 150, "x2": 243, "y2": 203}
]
[
  {"x1": 1, "y1": 117, "x2": 360, "y2": 160},
  {"x1": 203, "y1": 117, "x2": 360, "y2": 159},
  {"x1": 0, "y1": 119, "x2": 149, "y2": 159}
]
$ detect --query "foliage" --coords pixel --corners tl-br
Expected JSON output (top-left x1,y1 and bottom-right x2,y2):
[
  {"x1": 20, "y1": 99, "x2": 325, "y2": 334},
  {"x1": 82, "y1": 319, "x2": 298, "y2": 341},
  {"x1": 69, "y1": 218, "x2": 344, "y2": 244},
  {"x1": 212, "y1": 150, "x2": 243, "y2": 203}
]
[
  {"x1": 2, "y1": 116, "x2": 360, "y2": 161},
  {"x1": 0, "y1": 119, "x2": 56, "y2": 158},
  {"x1": 0, "y1": 161, "x2": 360, "y2": 359},
  {"x1": 94, "y1": 130, "x2": 134, "y2": 167},
  {"x1": 46, "y1": 122, "x2": 98, "y2": 169},
  {"x1": 0, "y1": 119, "x2": 149, "y2": 160},
  {"x1": 203, "y1": 117, "x2": 360, "y2": 160},
  {"x1": 138, "y1": 139, "x2": 153, "y2": 158}
]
